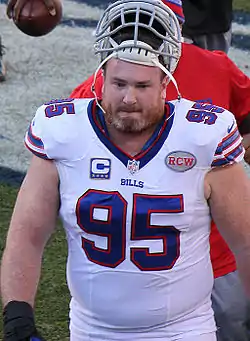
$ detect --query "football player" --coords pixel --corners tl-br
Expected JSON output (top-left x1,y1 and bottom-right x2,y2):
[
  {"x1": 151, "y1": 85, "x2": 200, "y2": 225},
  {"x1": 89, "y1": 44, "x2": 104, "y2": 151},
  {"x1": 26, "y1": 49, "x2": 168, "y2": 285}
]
[
  {"x1": 70, "y1": 2, "x2": 250, "y2": 339},
  {"x1": 2, "y1": 1, "x2": 250, "y2": 341}
]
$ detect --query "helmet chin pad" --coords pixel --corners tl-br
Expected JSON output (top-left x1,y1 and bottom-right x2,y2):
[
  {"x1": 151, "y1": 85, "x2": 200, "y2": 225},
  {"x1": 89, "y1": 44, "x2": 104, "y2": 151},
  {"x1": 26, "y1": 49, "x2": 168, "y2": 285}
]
[{"x1": 110, "y1": 40, "x2": 160, "y2": 67}]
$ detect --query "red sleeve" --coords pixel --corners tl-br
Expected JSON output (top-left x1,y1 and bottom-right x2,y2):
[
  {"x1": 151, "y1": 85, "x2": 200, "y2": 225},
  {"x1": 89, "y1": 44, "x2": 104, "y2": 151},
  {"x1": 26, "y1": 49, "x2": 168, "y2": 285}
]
[
  {"x1": 70, "y1": 70, "x2": 103, "y2": 99},
  {"x1": 225, "y1": 54, "x2": 250, "y2": 125}
]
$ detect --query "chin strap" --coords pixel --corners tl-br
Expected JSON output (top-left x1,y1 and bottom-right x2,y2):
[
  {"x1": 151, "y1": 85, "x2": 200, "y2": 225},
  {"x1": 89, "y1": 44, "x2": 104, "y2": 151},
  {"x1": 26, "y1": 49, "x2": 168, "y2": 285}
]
[{"x1": 91, "y1": 54, "x2": 114, "y2": 114}]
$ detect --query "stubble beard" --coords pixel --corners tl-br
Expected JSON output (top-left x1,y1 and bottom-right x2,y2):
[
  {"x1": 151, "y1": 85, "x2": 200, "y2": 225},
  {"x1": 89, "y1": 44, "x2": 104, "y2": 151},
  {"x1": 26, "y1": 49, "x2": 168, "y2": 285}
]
[{"x1": 104, "y1": 106, "x2": 163, "y2": 134}]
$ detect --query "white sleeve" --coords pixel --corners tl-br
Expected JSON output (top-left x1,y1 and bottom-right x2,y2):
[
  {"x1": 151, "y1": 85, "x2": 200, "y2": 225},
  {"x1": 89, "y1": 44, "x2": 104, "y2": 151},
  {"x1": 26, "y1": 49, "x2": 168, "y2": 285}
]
[
  {"x1": 24, "y1": 98, "x2": 91, "y2": 161},
  {"x1": 24, "y1": 104, "x2": 52, "y2": 160}
]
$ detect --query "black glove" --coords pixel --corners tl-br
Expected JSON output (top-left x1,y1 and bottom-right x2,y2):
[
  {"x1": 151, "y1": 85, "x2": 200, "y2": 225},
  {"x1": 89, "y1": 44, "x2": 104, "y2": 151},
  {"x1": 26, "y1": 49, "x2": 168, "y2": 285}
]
[{"x1": 3, "y1": 301, "x2": 45, "y2": 341}]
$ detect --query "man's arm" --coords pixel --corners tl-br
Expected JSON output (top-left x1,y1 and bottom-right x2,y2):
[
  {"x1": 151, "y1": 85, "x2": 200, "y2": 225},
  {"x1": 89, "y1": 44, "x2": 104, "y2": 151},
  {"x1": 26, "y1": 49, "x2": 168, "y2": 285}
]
[
  {"x1": 1, "y1": 155, "x2": 59, "y2": 307},
  {"x1": 205, "y1": 162, "x2": 250, "y2": 297},
  {"x1": 238, "y1": 114, "x2": 250, "y2": 164},
  {"x1": 242, "y1": 133, "x2": 250, "y2": 164}
]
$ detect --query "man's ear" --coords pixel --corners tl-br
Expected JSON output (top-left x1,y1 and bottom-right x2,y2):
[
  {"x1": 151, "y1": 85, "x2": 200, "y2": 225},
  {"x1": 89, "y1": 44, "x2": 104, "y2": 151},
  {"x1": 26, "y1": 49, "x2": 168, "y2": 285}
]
[
  {"x1": 101, "y1": 69, "x2": 105, "y2": 95},
  {"x1": 161, "y1": 76, "x2": 169, "y2": 100}
]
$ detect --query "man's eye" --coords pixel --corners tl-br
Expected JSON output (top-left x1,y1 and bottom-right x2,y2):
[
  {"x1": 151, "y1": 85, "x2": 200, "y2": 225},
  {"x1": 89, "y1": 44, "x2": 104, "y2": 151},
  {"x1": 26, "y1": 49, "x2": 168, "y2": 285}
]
[
  {"x1": 115, "y1": 82, "x2": 126, "y2": 88},
  {"x1": 137, "y1": 84, "x2": 149, "y2": 89}
]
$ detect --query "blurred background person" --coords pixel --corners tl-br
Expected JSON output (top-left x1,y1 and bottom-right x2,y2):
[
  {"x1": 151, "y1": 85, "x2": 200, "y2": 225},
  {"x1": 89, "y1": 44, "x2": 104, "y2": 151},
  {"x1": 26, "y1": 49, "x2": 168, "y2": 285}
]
[{"x1": 182, "y1": 0, "x2": 233, "y2": 53}]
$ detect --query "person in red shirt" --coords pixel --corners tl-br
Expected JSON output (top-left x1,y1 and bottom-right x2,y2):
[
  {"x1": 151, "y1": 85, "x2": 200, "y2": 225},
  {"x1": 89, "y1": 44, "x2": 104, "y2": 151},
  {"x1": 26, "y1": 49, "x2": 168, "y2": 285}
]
[{"x1": 70, "y1": 1, "x2": 250, "y2": 341}]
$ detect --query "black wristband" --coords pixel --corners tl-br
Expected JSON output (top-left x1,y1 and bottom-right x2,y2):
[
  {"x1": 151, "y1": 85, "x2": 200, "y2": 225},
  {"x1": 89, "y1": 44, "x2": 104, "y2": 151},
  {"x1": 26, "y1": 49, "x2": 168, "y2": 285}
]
[{"x1": 3, "y1": 301, "x2": 36, "y2": 341}]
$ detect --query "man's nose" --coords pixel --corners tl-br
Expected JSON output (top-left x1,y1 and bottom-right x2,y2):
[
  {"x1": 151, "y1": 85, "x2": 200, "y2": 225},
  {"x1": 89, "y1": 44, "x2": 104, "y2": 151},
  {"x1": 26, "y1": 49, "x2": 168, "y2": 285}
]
[{"x1": 122, "y1": 87, "x2": 137, "y2": 104}]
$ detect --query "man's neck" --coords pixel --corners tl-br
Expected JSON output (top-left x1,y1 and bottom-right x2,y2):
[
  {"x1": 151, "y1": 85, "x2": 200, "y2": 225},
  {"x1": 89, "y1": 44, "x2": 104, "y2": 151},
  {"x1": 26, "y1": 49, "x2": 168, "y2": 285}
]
[{"x1": 106, "y1": 124, "x2": 158, "y2": 156}]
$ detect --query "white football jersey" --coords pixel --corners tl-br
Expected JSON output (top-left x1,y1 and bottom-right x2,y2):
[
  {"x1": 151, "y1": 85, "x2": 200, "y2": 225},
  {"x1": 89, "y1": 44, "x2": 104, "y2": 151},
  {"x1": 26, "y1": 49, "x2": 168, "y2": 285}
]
[{"x1": 25, "y1": 98, "x2": 244, "y2": 340}]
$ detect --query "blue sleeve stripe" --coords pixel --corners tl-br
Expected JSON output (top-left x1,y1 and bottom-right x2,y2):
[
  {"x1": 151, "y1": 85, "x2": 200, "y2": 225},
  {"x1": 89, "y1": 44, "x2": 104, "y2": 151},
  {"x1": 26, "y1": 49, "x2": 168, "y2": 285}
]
[
  {"x1": 224, "y1": 144, "x2": 244, "y2": 161},
  {"x1": 27, "y1": 124, "x2": 44, "y2": 149},
  {"x1": 25, "y1": 142, "x2": 49, "y2": 160},
  {"x1": 211, "y1": 158, "x2": 229, "y2": 167},
  {"x1": 214, "y1": 128, "x2": 240, "y2": 155},
  {"x1": 212, "y1": 144, "x2": 244, "y2": 167}
]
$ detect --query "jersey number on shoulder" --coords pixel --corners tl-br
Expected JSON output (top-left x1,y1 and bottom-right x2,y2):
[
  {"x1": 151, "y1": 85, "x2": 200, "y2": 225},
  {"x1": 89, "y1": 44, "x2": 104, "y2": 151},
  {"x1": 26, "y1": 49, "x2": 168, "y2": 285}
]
[
  {"x1": 76, "y1": 190, "x2": 183, "y2": 271},
  {"x1": 186, "y1": 102, "x2": 225, "y2": 125},
  {"x1": 44, "y1": 99, "x2": 75, "y2": 118}
]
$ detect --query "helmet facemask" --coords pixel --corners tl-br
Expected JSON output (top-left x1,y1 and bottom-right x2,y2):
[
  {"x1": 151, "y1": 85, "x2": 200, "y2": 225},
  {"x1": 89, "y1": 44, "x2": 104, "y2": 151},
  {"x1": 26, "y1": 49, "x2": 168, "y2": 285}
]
[
  {"x1": 94, "y1": 0, "x2": 182, "y2": 74},
  {"x1": 92, "y1": 0, "x2": 182, "y2": 110}
]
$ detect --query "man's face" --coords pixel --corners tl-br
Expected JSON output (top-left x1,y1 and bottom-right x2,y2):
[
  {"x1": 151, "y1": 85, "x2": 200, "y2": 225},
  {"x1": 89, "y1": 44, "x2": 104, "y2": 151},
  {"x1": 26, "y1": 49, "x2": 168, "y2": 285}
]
[{"x1": 102, "y1": 59, "x2": 167, "y2": 134}]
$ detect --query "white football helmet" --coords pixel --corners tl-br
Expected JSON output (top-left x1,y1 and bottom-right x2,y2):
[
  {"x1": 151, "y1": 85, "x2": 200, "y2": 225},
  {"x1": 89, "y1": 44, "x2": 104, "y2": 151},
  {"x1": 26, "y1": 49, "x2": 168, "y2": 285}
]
[{"x1": 94, "y1": 0, "x2": 182, "y2": 75}]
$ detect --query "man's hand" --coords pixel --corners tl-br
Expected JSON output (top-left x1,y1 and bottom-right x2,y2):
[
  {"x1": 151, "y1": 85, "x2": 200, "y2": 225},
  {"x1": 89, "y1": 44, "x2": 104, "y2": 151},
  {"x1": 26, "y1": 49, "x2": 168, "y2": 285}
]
[
  {"x1": 242, "y1": 133, "x2": 250, "y2": 165},
  {"x1": 3, "y1": 301, "x2": 46, "y2": 341},
  {"x1": 6, "y1": 0, "x2": 58, "y2": 21}
]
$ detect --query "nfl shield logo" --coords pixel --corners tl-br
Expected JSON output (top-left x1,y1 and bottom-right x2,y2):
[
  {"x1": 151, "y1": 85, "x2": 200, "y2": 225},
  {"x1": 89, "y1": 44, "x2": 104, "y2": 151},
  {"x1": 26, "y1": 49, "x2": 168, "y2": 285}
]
[{"x1": 127, "y1": 159, "x2": 140, "y2": 175}]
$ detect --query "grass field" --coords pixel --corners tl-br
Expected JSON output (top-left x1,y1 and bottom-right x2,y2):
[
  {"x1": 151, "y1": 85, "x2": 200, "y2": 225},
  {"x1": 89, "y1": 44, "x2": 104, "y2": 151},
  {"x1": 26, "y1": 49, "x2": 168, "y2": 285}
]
[
  {"x1": 234, "y1": 0, "x2": 250, "y2": 12},
  {"x1": 0, "y1": 0, "x2": 249, "y2": 340},
  {"x1": 0, "y1": 184, "x2": 69, "y2": 340}
]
